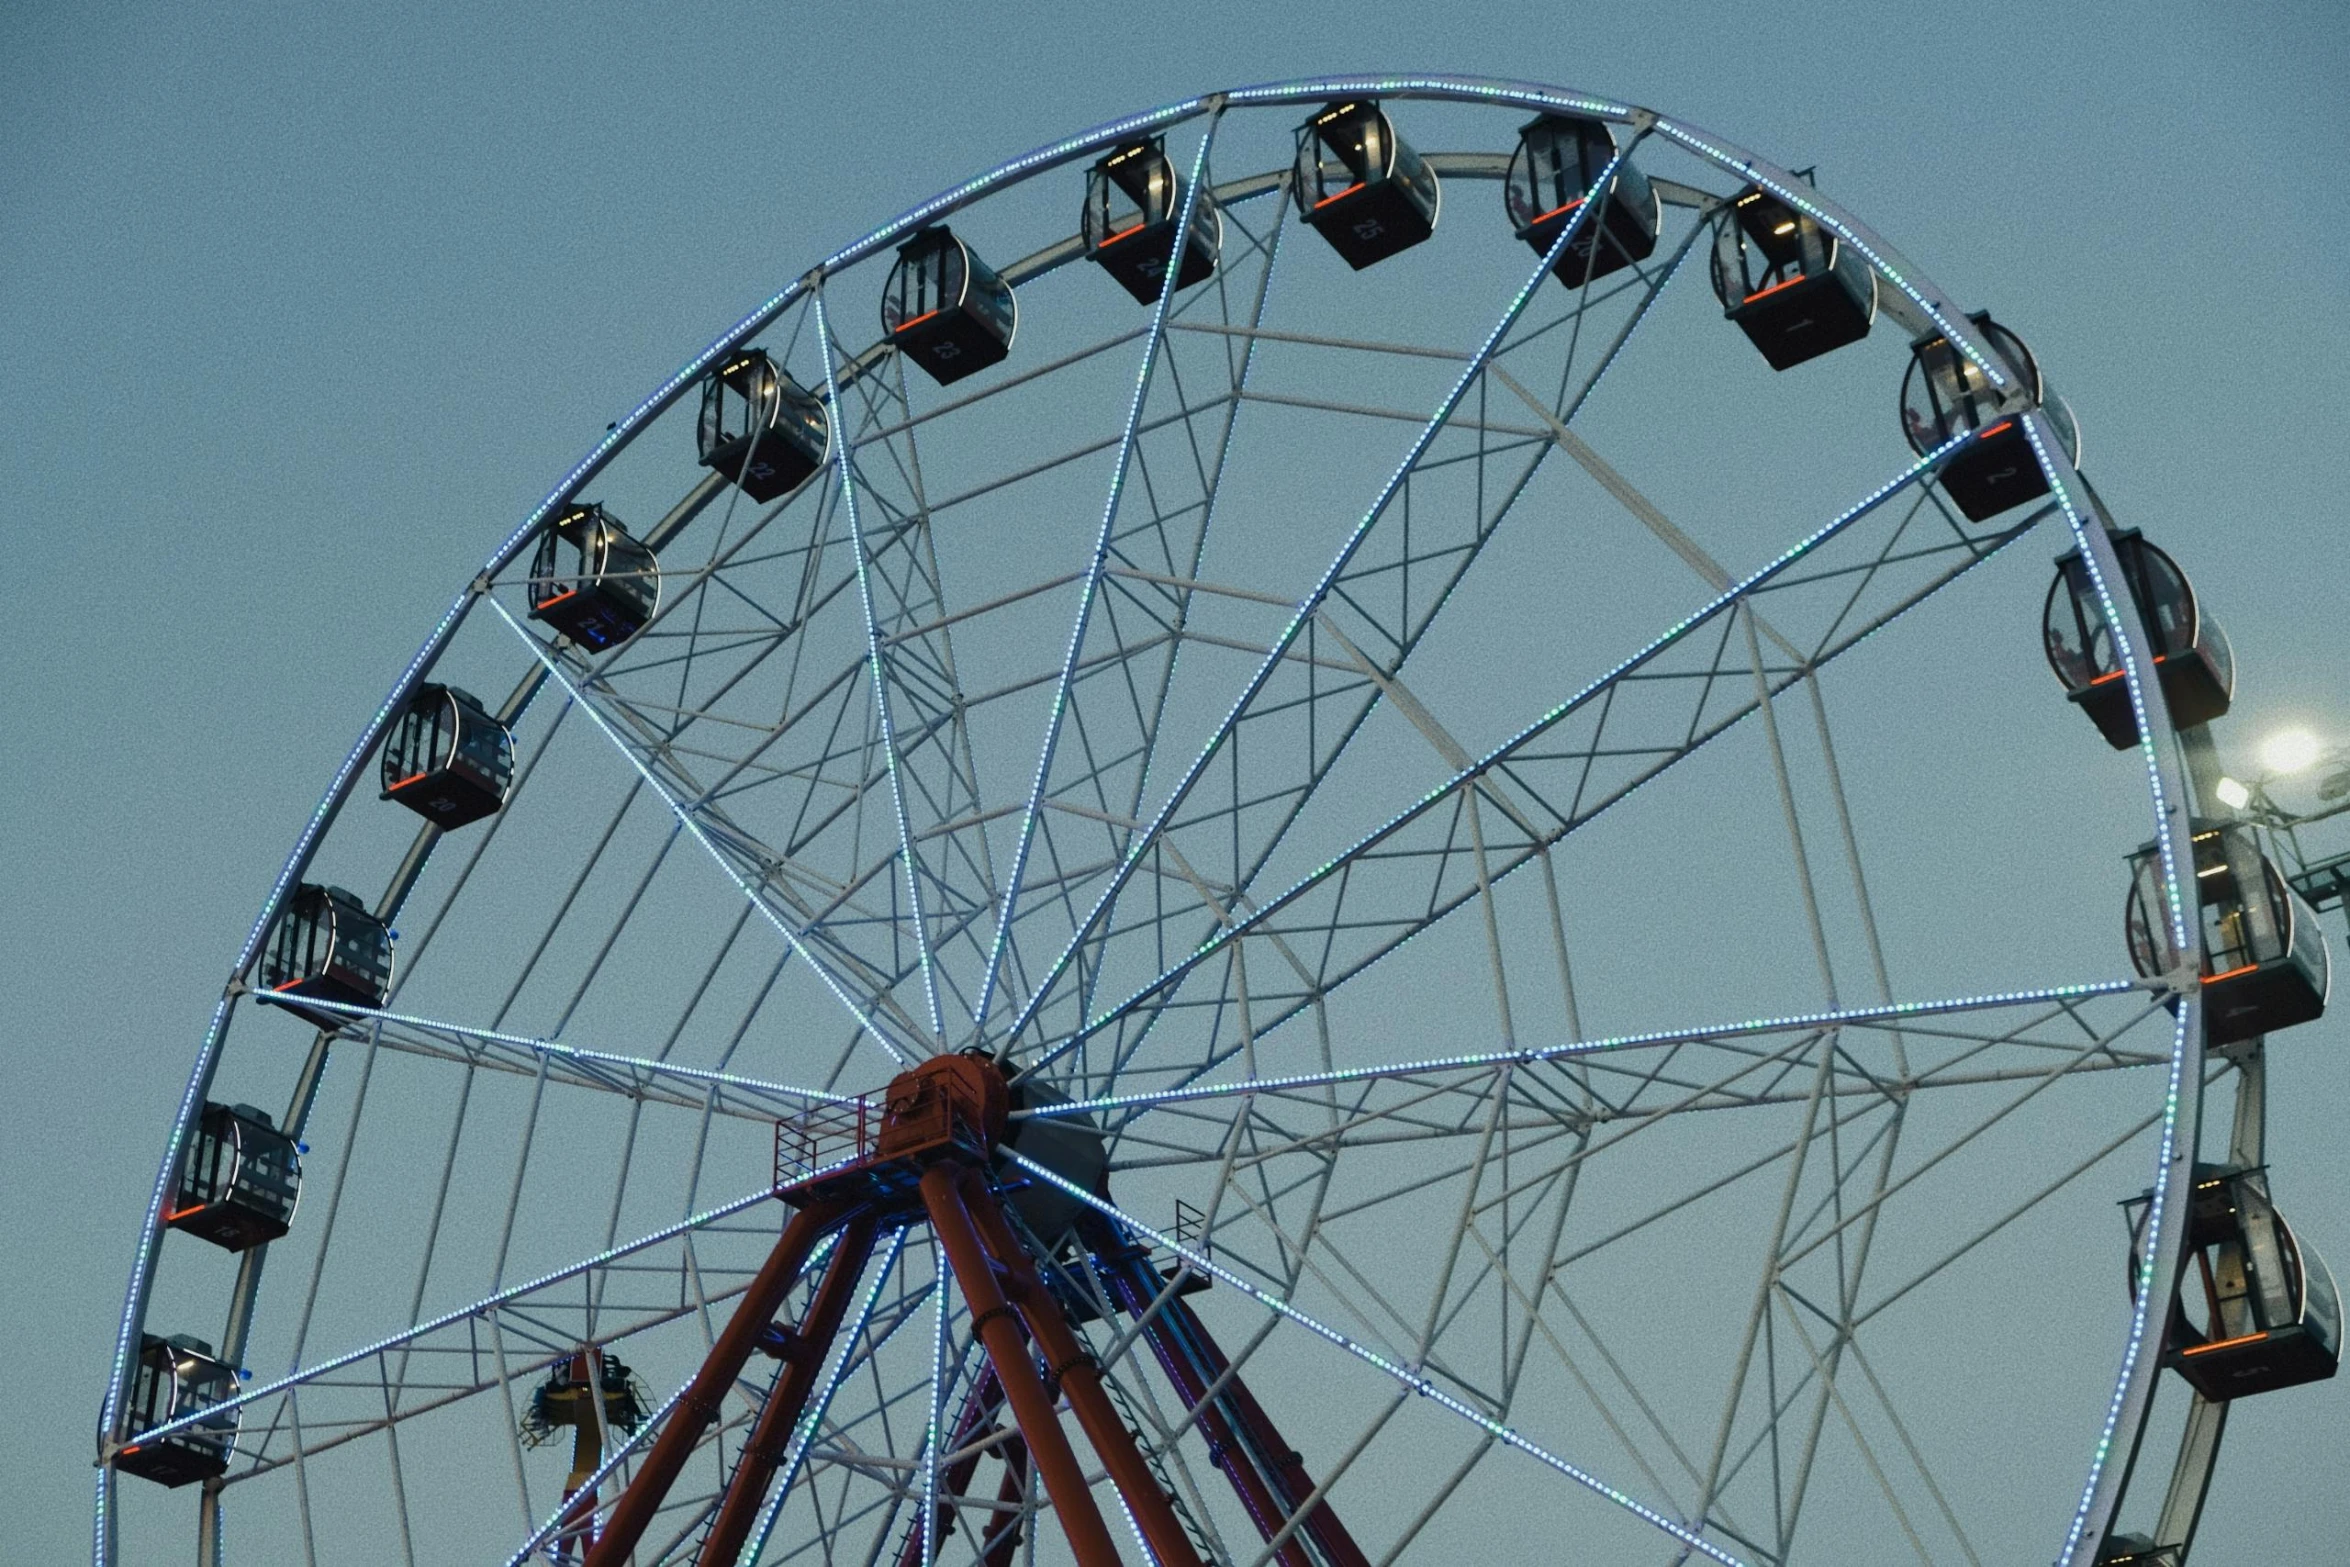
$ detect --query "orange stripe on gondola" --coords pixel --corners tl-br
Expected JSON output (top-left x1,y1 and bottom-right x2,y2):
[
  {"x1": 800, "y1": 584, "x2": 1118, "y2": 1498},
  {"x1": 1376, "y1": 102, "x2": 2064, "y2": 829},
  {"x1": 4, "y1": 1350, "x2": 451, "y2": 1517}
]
[
  {"x1": 166, "y1": 1204, "x2": 208, "y2": 1222},
  {"x1": 1313, "y1": 181, "x2": 1365, "y2": 210},
  {"x1": 1977, "y1": 420, "x2": 2014, "y2": 439},
  {"x1": 892, "y1": 308, "x2": 941, "y2": 334},
  {"x1": 1099, "y1": 221, "x2": 1146, "y2": 246},
  {"x1": 1742, "y1": 274, "x2": 1808, "y2": 303},
  {"x1": 1530, "y1": 197, "x2": 1586, "y2": 225},
  {"x1": 2084, "y1": 652, "x2": 2175, "y2": 687},
  {"x1": 387, "y1": 772, "x2": 429, "y2": 790},
  {"x1": 2203, "y1": 964, "x2": 2260, "y2": 984},
  {"x1": 534, "y1": 587, "x2": 579, "y2": 609},
  {"x1": 2181, "y1": 1330, "x2": 2271, "y2": 1356}
]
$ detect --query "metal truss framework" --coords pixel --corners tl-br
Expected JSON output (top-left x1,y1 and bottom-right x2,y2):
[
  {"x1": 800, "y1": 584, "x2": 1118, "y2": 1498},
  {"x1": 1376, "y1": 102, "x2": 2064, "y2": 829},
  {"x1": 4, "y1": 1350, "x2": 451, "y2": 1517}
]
[{"x1": 101, "y1": 76, "x2": 2233, "y2": 1567}]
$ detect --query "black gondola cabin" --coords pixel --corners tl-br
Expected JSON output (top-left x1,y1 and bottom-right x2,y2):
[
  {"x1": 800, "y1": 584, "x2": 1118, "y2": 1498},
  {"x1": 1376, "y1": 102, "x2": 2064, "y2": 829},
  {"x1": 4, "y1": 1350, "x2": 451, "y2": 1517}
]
[
  {"x1": 883, "y1": 226, "x2": 1017, "y2": 386},
  {"x1": 169, "y1": 1102, "x2": 300, "y2": 1252},
  {"x1": 2044, "y1": 529, "x2": 2233, "y2": 749},
  {"x1": 1899, "y1": 313, "x2": 2078, "y2": 521},
  {"x1": 528, "y1": 503, "x2": 659, "y2": 652},
  {"x1": 1504, "y1": 114, "x2": 1659, "y2": 290},
  {"x1": 257, "y1": 883, "x2": 393, "y2": 1031},
  {"x1": 1083, "y1": 137, "x2": 1220, "y2": 305},
  {"x1": 1710, "y1": 184, "x2": 1876, "y2": 369},
  {"x1": 2128, "y1": 1165, "x2": 2341, "y2": 1400},
  {"x1": 1291, "y1": 100, "x2": 1440, "y2": 270},
  {"x1": 697, "y1": 349, "x2": 830, "y2": 502},
  {"x1": 111, "y1": 1334, "x2": 238, "y2": 1487},
  {"x1": 2125, "y1": 823, "x2": 2330, "y2": 1047},
  {"x1": 381, "y1": 682, "x2": 513, "y2": 828}
]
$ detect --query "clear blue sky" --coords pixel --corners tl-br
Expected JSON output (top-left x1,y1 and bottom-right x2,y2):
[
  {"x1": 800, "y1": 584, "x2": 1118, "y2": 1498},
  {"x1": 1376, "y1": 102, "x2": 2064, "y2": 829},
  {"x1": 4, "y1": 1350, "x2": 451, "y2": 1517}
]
[{"x1": 4, "y1": 1, "x2": 2344, "y2": 1561}]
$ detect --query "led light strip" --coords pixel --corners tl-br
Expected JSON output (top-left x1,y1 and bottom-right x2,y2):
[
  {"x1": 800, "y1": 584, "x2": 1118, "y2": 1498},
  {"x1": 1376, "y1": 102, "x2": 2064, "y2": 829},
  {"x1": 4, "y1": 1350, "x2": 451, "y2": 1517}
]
[
  {"x1": 2023, "y1": 411, "x2": 2203, "y2": 1567},
  {"x1": 997, "y1": 136, "x2": 1636, "y2": 1064},
  {"x1": 817, "y1": 288, "x2": 948, "y2": 1046},
  {"x1": 1010, "y1": 979, "x2": 2149, "y2": 1120},
  {"x1": 487, "y1": 595, "x2": 917, "y2": 1067},
  {"x1": 975, "y1": 111, "x2": 1224, "y2": 1041},
  {"x1": 123, "y1": 1187, "x2": 781, "y2": 1448},
  {"x1": 265, "y1": 993, "x2": 859, "y2": 1109},
  {"x1": 742, "y1": 1229, "x2": 912, "y2": 1562},
  {"x1": 1002, "y1": 1150, "x2": 1751, "y2": 1566}
]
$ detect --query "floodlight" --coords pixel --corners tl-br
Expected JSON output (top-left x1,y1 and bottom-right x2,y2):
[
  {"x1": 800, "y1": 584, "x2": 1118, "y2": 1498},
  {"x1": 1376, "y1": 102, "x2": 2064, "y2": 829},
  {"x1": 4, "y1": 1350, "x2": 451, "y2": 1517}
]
[{"x1": 2260, "y1": 729, "x2": 2323, "y2": 776}]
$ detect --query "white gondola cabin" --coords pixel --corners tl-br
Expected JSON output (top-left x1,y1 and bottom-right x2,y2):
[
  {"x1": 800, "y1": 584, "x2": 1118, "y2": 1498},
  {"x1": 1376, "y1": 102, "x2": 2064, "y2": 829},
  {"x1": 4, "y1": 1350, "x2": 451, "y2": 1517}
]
[
  {"x1": 1504, "y1": 114, "x2": 1658, "y2": 290},
  {"x1": 1291, "y1": 100, "x2": 1440, "y2": 270},
  {"x1": 1899, "y1": 313, "x2": 2078, "y2": 521},
  {"x1": 381, "y1": 682, "x2": 513, "y2": 828},
  {"x1": 2126, "y1": 823, "x2": 2330, "y2": 1047},
  {"x1": 528, "y1": 503, "x2": 659, "y2": 652},
  {"x1": 168, "y1": 1102, "x2": 300, "y2": 1253},
  {"x1": 2128, "y1": 1165, "x2": 2341, "y2": 1400},
  {"x1": 257, "y1": 883, "x2": 393, "y2": 1031},
  {"x1": 2043, "y1": 529, "x2": 2233, "y2": 749},
  {"x1": 884, "y1": 226, "x2": 1017, "y2": 386},
  {"x1": 1083, "y1": 137, "x2": 1220, "y2": 305},
  {"x1": 110, "y1": 1334, "x2": 238, "y2": 1487},
  {"x1": 1710, "y1": 183, "x2": 1876, "y2": 369},
  {"x1": 697, "y1": 349, "x2": 830, "y2": 502}
]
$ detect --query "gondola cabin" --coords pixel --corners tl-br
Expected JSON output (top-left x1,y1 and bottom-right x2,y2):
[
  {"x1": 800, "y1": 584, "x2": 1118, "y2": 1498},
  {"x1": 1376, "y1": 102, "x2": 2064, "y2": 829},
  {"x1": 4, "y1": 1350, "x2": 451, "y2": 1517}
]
[
  {"x1": 380, "y1": 683, "x2": 513, "y2": 828},
  {"x1": 168, "y1": 1102, "x2": 300, "y2": 1253},
  {"x1": 257, "y1": 883, "x2": 394, "y2": 1031},
  {"x1": 2096, "y1": 1535, "x2": 2182, "y2": 1566},
  {"x1": 1504, "y1": 113, "x2": 1659, "y2": 290},
  {"x1": 697, "y1": 349, "x2": 830, "y2": 502},
  {"x1": 2125, "y1": 823, "x2": 2330, "y2": 1047},
  {"x1": 2044, "y1": 529, "x2": 2233, "y2": 749},
  {"x1": 1710, "y1": 184, "x2": 1876, "y2": 369},
  {"x1": 111, "y1": 1334, "x2": 238, "y2": 1487},
  {"x1": 1291, "y1": 100, "x2": 1440, "y2": 270},
  {"x1": 528, "y1": 503, "x2": 659, "y2": 652},
  {"x1": 1083, "y1": 137, "x2": 1220, "y2": 305},
  {"x1": 1899, "y1": 313, "x2": 2078, "y2": 521},
  {"x1": 883, "y1": 226, "x2": 1017, "y2": 386},
  {"x1": 2128, "y1": 1165, "x2": 2341, "y2": 1400}
]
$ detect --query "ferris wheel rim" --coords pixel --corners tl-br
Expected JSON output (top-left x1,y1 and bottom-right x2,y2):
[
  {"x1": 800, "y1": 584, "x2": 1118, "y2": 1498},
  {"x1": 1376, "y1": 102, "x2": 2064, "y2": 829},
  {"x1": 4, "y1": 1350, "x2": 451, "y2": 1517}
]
[{"x1": 99, "y1": 75, "x2": 2217, "y2": 1567}]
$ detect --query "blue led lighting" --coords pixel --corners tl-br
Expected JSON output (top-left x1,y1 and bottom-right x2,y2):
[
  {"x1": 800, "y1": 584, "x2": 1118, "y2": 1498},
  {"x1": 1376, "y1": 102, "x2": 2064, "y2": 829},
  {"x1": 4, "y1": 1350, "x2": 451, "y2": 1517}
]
[
  {"x1": 487, "y1": 596, "x2": 916, "y2": 1067},
  {"x1": 817, "y1": 288, "x2": 948, "y2": 1046},
  {"x1": 1003, "y1": 1150, "x2": 1750, "y2": 1566},
  {"x1": 124, "y1": 1187, "x2": 779, "y2": 1449},
  {"x1": 2020, "y1": 411, "x2": 2203, "y2": 1567},
  {"x1": 1010, "y1": 979, "x2": 2147, "y2": 1120},
  {"x1": 261, "y1": 993, "x2": 858, "y2": 1109},
  {"x1": 974, "y1": 114, "x2": 1224, "y2": 1043}
]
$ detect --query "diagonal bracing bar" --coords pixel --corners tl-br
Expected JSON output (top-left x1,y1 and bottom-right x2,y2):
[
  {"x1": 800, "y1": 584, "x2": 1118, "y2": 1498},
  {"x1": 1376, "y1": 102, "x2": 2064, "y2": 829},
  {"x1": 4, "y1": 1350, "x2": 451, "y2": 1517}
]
[{"x1": 1098, "y1": 1247, "x2": 1368, "y2": 1567}]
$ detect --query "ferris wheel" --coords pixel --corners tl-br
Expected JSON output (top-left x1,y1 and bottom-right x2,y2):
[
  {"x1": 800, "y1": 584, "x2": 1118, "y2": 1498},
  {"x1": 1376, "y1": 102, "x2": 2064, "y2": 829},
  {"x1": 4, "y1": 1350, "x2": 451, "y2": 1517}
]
[{"x1": 99, "y1": 75, "x2": 2339, "y2": 1567}]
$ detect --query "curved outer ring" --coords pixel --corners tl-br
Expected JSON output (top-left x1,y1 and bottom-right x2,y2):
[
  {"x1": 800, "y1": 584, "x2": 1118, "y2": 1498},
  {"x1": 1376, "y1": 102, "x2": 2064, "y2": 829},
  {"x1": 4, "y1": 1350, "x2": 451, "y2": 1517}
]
[{"x1": 97, "y1": 74, "x2": 2204, "y2": 1567}]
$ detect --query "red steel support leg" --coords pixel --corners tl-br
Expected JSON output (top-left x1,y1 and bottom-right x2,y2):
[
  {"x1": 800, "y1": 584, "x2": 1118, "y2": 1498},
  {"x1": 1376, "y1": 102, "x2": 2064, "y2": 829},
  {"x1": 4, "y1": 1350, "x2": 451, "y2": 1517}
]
[
  {"x1": 920, "y1": 1165, "x2": 1125, "y2": 1567},
  {"x1": 961, "y1": 1172, "x2": 1204, "y2": 1567},
  {"x1": 698, "y1": 1216, "x2": 879, "y2": 1567},
  {"x1": 586, "y1": 1201, "x2": 850, "y2": 1567}
]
